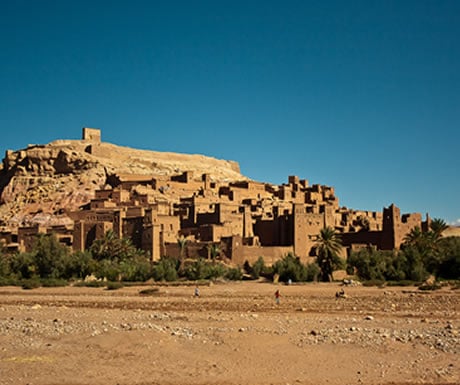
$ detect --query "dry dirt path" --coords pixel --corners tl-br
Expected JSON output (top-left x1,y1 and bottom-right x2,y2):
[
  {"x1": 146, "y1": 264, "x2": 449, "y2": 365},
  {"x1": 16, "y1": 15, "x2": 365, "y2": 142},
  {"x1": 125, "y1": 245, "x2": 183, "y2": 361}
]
[{"x1": 0, "y1": 282, "x2": 458, "y2": 385}]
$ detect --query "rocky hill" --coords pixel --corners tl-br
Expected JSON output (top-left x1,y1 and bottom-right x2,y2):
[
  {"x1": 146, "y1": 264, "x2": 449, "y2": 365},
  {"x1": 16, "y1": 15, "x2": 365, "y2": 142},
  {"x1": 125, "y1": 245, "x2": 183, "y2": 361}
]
[{"x1": 0, "y1": 136, "x2": 246, "y2": 228}]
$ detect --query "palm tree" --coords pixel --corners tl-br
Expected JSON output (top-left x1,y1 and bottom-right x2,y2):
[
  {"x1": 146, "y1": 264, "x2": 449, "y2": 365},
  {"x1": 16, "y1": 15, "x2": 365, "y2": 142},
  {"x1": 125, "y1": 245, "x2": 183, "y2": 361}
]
[
  {"x1": 90, "y1": 229, "x2": 140, "y2": 261},
  {"x1": 403, "y1": 226, "x2": 425, "y2": 249},
  {"x1": 402, "y1": 221, "x2": 448, "y2": 277},
  {"x1": 207, "y1": 243, "x2": 220, "y2": 261},
  {"x1": 177, "y1": 235, "x2": 188, "y2": 259},
  {"x1": 430, "y1": 218, "x2": 448, "y2": 239},
  {"x1": 315, "y1": 227, "x2": 343, "y2": 282}
]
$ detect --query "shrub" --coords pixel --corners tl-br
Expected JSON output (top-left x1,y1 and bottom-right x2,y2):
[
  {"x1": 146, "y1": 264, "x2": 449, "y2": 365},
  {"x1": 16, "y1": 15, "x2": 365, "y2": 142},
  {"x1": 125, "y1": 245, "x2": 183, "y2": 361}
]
[
  {"x1": 225, "y1": 267, "x2": 243, "y2": 281},
  {"x1": 418, "y1": 283, "x2": 442, "y2": 291},
  {"x1": 10, "y1": 253, "x2": 36, "y2": 279},
  {"x1": 386, "y1": 280, "x2": 420, "y2": 287},
  {"x1": 106, "y1": 281, "x2": 124, "y2": 290},
  {"x1": 95, "y1": 259, "x2": 122, "y2": 281},
  {"x1": 272, "y1": 253, "x2": 308, "y2": 282},
  {"x1": 32, "y1": 233, "x2": 69, "y2": 279},
  {"x1": 64, "y1": 251, "x2": 96, "y2": 279},
  {"x1": 247, "y1": 257, "x2": 266, "y2": 279},
  {"x1": 73, "y1": 280, "x2": 106, "y2": 288},
  {"x1": 119, "y1": 256, "x2": 154, "y2": 282},
  {"x1": 362, "y1": 279, "x2": 386, "y2": 287},
  {"x1": 305, "y1": 263, "x2": 320, "y2": 281},
  {"x1": 0, "y1": 277, "x2": 21, "y2": 286},
  {"x1": 183, "y1": 259, "x2": 210, "y2": 281},
  {"x1": 40, "y1": 278, "x2": 68, "y2": 287},
  {"x1": 139, "y1": 287, "x2": 160, "y2": 296},
  {"x1": 21, "y1": 279, "x2": 41, "y2": 290},
  {"x1": 152, "y1": 257, "x2": 179, "y2": 282}
]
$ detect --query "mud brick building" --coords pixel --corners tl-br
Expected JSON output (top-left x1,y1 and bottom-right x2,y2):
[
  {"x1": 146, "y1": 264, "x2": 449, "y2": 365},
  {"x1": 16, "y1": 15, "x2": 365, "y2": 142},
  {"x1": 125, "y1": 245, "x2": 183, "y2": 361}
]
[{"x1": 0, "y1": 128, "x2": 431, "y2": 266}]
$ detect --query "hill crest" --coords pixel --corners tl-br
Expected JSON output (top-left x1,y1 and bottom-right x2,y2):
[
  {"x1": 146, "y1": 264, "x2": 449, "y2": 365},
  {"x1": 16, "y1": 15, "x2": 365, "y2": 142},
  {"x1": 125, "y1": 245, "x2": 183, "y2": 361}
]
[{"x1": 0, "y1": 128, "x2": 246, "y2": 227}]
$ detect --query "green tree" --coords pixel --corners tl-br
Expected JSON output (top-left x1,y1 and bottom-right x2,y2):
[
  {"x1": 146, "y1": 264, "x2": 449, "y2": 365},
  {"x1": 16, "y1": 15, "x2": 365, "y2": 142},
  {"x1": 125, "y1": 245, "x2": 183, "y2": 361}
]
[
  {"x1": 9, "y1": 252, "x2": 36, "y2": 279},
  {"x1": 152, "y1": 257, "x2": 179, "y2": 281},
  {"x1": 63, "y1": 251, "x2": 96, "y2": 279},
  {"x1": 90, "y1": 230, "x2": 142, "y2": 262},
  {"x1": 248, "y1": 256, "x2": 266, "y2": 279},
  {"x1": 437, "y1": 236, "x2": 460, "y2": 279},
  {"x1": 177, "y1": 235, "x2": 188, "y2": 259},
  {"x1": 315, "y1": 227, "x2": 343, "y2": 282},
  {"x1": 430, "y1": 218, "x2": 449, "y2": 238},
  {"x1": 273, "y1": 253, "x2": 308, "y2": 282},
  {"x1": 402, "y1": 222, "x2": 447, "y2": 277},
  {"x1": 207, "y1": 243, "x2": 220, "y2": 261},
  {"x1": 33, "y1": 233, "x2": 69, "y2": 278}
]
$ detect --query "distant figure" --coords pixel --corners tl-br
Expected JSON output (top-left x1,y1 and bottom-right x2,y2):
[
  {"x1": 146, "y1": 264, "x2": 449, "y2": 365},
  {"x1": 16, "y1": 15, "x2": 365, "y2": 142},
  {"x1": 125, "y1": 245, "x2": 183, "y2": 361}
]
[
  {"x1": 335, "y1": 288, "x2": 346, "y2": 299},
  {"x1": 274, "y1": 289, "x2": 281, "y2": 305},
  {"x1": 194, "y1": 286, "x2": 200, "y2": 297}
]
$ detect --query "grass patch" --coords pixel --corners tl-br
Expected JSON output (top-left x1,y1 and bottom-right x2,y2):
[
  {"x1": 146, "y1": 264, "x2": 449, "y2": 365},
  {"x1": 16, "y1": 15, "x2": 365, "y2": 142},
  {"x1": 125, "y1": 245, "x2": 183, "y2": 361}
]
[
  {"x1": 21, "y1": 279, "x2": 41, "y2": 290},
  {"x1": 73, "y1": 280, "x2": 107, "y2": 288},
  {"x1": 418, "y1": 283, "x2": 442, "y2": 291},
  {"x1": 106, "y1": 282, "x2": 124, "y2": 290},
  {"x1": 362, "y1": 279, "x2": 385, "y2": 287},
  {"x1": 139, "y1": 287, "x2": 160, "y2": 296},
  {"x1": 40, "y1": 278, "x2": 68, "y2": 287}
]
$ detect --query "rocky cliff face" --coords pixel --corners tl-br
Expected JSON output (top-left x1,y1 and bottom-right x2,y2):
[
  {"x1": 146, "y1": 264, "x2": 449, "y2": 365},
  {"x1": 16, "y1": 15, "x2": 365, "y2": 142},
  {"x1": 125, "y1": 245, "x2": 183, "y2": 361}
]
[{"x1": 0, "y1": 139, "x2": 245, "y2": 228}]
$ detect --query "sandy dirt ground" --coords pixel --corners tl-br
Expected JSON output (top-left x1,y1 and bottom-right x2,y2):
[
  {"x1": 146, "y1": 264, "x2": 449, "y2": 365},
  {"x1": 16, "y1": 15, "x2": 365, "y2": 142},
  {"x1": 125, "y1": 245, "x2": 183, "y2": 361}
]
[{"x1": 0, "y1": 281, "x2": 458, "y2": 385}]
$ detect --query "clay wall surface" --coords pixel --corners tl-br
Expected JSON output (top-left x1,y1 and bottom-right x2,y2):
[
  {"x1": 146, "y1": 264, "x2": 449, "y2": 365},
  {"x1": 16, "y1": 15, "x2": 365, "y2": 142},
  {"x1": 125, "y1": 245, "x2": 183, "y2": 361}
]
[
  {"x1": 90, "y1": 199, "x2": 117, "y2": 209},
  {"x1": 162, "y1": 241, "x2": 210, "y2": 260},
  {"x1": 340, "y1": 231, "x2": 383, "y2": 255},
  {"x1": 82, "y1": 127, "x2": 101, "y2": 142},
  {"x1": 95, "y1": 190, "x2": 113, "y2": 200},
  {"x1": 157, "y1": 215, "x2": 180, "y2": 243},
  {"x1": 17, "y1": 225, "x2": 46, "y2": 252},
  {"x1": 254, "y1": 219, "x2": 279, "y2": 246},
  {"x1": 294, "y1": 206, "x2": 324, "y2": 260},
  {"x1": 395, "y1": 213, "x2": 422, "y2": 248},
  {"x1": 381, "y1": 205, "x2": 424, "y2": 250},
  {"x1": 112, "y1": 189, "x2": 131, "y2": 203},
  {"x1": 230, "y1": 241, "x2": 293, "y2": 267},
  {"x1": 141, "y1": 224, "x2": 160, "y2": 261}
]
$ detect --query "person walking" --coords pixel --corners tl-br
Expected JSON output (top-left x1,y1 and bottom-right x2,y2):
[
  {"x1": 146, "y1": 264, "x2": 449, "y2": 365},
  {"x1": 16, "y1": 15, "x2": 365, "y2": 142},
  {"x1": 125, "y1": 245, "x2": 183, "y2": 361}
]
[{"x1": 274, "y1": 289, "x2": 280, "y2": 305}]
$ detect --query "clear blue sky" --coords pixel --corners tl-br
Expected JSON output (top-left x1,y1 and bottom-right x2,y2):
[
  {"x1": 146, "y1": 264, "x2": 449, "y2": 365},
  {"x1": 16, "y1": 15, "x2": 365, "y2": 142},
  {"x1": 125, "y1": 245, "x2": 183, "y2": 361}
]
[{"x1": 1, "y1": 1, "x2": 459, "y2": 225}]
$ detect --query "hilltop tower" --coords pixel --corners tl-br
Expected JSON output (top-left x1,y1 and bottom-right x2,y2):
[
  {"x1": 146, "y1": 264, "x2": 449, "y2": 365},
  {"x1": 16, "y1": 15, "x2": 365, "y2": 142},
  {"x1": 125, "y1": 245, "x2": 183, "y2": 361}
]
[{"x1": 82, "y1": 127, "x2": 101, "y2": 143}]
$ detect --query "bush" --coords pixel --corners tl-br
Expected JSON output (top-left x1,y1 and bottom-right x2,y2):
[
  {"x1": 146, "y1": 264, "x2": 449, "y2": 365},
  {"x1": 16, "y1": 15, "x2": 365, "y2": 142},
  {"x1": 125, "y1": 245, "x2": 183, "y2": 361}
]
[
  {"x1": 418, "y1": 283, "x2": 442, "y2": 291},
  {"x1": 153, "y1": 257, "x2": 179, "y2": 282},
  {"x1": 106, "y1": 281, "x2": 124, "y2": 290},
  {"x1": 63, "y1": 251, "x2": 96, "y2": 279},
  {"x1": 119, "y1": 256, "x2": 154, "y2": 282},
  {"x1": 95, "y1": 259, "x2": 122, "y2": 281},
  {"x1": 0, "y1": 277, "x2": 21, "y2": 286},
  {"x1": 32, "y1": 233, "x2": 69, "y2": 279},
  {"x1": 273, "y1": 253, "x2": 308, "y2": 282},
  {"x1": 246, "y1": 257, "x2": 266, "y2": 279},
  {"x1": 225, "y1": 267, "x2": 243, "y2": 281},
  {"x1": 10, "y1": 253, "x2": 36, "y2": 279},
  {"x1": 305, "y1": 263, "x2": 320, "y2": 281},
  {"x1": 73, "y1": 280, "x2": 106, "y2": 288},
  {"x1": 21, "y1": 279, "x2": 41, "y2": 290},
  {"x1": 385, "y1": 280, "x2": 420, "y2": 287},
  {"x1": 40, "y1": 278, "x2": 68, "y2": 287},
  {"x1": 139, "y1": 287, "x2": 160, "y2": 296},
  {"x1": 362, "y1": 279, "x2": 385, "y2": 287}
]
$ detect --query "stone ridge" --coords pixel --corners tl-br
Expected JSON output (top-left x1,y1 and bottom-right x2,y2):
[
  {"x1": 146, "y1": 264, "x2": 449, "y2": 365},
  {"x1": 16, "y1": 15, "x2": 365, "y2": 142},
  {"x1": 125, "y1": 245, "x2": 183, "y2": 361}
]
[{"x1": 0, "y1": 137, "x2": 246, "y2": 227}]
